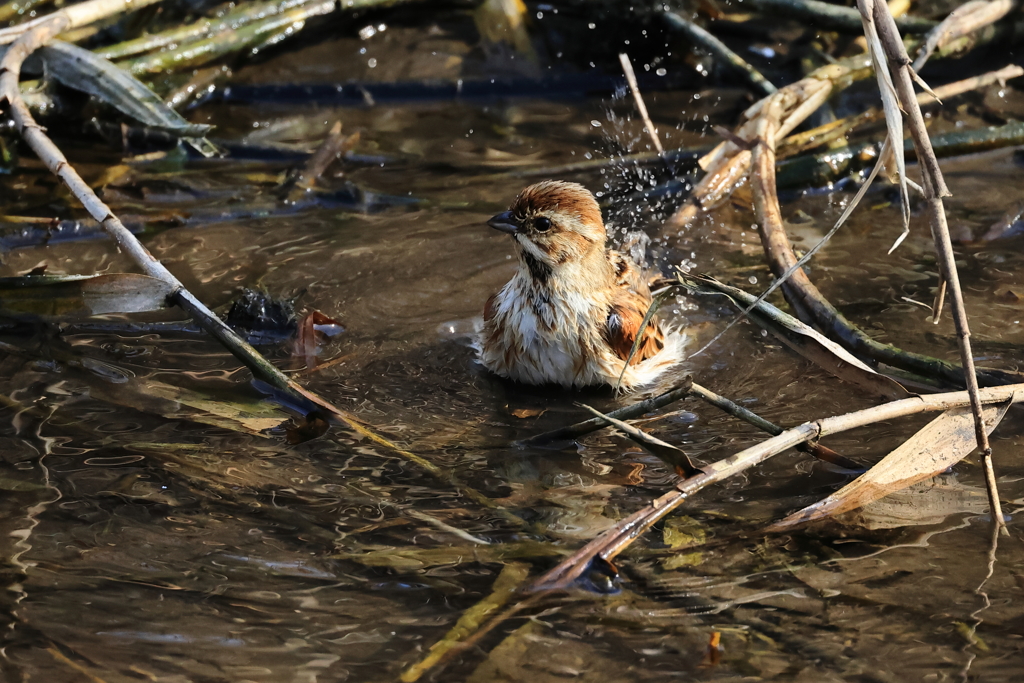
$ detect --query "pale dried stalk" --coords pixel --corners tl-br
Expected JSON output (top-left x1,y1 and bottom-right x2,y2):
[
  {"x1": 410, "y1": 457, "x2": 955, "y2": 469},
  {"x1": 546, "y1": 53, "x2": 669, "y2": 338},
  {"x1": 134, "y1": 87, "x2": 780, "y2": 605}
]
[
  {"x1": 665, "y1": 59, "x2": 868, "y2": 229},
  {"x1": 870, "y1": 0, "x2": 1006, "y2": 530},
  {"x1": 528, "y1": 382, "x2": 1024, "y2": 591},
  {"x1": 619, "y1": 53, "x2": 663, "y2": 154},
  {"x1": 0, "y1": 0, "x2": 162, "y2": 45},
  {"x1": 917, "y1": 63, "x2": 1023, "y2": 106}
]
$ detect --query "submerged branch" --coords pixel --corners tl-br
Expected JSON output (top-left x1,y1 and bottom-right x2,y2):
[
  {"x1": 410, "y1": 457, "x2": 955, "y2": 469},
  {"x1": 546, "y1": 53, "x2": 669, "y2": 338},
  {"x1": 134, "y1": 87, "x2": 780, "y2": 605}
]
[{"x1": 662, "y1": 11, "x2": 777, "y2": 96}]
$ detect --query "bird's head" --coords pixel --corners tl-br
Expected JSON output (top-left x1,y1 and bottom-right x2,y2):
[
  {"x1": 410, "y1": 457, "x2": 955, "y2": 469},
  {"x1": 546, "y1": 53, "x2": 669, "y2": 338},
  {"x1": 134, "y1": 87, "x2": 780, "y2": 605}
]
[{"x1": 487, "y1": 181, "x2": 607, "y2": 273}]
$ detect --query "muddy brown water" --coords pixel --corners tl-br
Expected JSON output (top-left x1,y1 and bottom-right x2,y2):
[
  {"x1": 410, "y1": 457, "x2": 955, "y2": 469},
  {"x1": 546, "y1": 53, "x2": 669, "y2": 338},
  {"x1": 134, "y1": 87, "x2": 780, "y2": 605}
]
[{"x1": 1, "y1": 20, "x2": 1024, "y2": 683}]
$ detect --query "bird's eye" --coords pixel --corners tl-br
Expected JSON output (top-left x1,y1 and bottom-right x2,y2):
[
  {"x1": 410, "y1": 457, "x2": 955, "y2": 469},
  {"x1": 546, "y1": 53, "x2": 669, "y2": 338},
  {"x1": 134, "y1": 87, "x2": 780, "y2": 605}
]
[{"x1": 534, "y1": 217, "x2": 552, "y2": 232}]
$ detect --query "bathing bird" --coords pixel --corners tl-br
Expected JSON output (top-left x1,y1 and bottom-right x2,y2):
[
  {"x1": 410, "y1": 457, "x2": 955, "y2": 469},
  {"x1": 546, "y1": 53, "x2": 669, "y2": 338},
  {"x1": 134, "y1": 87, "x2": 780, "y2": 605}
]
[{"x1": 478, "y1": 180, "x2": 685, "y2": 391}]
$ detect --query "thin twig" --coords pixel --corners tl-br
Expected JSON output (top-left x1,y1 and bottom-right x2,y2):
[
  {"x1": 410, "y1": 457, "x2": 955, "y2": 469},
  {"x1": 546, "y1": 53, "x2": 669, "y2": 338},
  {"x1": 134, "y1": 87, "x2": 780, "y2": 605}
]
[
  {"x1": 577, "y1": 402, "x2": 700, "y2": 476},
  {"x1": 618, "y1": 53, "x2": 663, "y2": 154}
]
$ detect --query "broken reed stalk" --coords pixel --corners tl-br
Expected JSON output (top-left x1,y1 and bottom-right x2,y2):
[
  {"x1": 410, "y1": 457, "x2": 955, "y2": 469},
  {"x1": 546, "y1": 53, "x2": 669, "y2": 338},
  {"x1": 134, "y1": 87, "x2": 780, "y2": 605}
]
[
  {"x1": 912, "y1": 0, "x2": 1016, "y2": 69},
  {"x1": 870, "y1": 0, "x2": 1006, "y2": 530},
  {"x1": 0, "y1": 11, "x2": 515, "y2": 523},
  {"x1": 618, "y1": 52, "x2": 664, "y2": 154},
  {"x1": 0, "y1": 0, "x2": 161, "y2": 45},
  {"x1": 665, "y1": 55, "x2": 872, "y2": 229},
  {"x1": 779, "y1": 63, "x2": 1024, "y2": 158},
  {"x1": 527, "y1": 383, "x2": 1024, "y2": 592}
]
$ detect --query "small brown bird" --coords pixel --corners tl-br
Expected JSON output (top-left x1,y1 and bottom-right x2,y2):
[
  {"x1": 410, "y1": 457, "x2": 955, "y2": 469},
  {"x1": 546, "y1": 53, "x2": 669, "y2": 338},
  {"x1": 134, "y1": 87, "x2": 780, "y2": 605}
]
[{"x1": 478, "y1": 180, "x2": 685, "y2": 391}]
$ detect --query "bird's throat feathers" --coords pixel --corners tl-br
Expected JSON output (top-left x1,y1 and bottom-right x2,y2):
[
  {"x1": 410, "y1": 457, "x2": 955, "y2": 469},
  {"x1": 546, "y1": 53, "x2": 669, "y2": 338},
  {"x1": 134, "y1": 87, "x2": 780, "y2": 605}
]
[{"x1": 512, "y1": 234, "x2": 611, "y2": 293}]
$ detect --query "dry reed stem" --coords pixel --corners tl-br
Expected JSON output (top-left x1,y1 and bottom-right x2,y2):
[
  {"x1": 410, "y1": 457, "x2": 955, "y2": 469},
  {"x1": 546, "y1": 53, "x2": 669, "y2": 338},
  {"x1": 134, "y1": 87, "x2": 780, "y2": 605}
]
[
  {"x1": 527, "y1": 383, "x2": 1024, "y2": 592},
  {"x1": 778, "y1": 64, "x2": 1024, "y2": 157},
  {"x1": 870, "y1": 0, "x2": 1006, "y2": 530}
]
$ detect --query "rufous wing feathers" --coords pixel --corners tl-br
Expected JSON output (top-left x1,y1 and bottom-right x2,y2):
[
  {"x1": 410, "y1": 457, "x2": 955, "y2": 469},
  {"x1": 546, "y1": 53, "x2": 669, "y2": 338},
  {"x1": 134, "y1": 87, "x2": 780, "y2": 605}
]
[{"x1": 603, "y1": 293, "x2": 665, "y2": 365}]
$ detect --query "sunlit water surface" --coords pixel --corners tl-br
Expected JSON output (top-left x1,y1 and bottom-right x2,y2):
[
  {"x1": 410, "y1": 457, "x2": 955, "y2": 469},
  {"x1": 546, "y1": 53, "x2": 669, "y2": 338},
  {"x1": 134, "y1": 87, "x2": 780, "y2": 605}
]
[{"x1": 1, "y1": 19, "x2": 1023, "y2": 683}]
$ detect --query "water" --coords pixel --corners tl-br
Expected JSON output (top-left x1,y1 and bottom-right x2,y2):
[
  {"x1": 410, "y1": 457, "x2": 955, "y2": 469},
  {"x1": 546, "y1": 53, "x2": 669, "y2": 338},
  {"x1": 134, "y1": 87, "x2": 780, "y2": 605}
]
[{"x1": 1, "y1": 19, "x2": 1023, "y2": 683}]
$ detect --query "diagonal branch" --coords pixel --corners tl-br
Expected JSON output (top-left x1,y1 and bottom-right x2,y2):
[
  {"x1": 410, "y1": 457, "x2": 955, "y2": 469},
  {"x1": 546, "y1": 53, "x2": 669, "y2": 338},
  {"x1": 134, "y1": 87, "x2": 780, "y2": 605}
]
[{"x1": 0, "y1": 9, "x2": 514, "y2": 522}]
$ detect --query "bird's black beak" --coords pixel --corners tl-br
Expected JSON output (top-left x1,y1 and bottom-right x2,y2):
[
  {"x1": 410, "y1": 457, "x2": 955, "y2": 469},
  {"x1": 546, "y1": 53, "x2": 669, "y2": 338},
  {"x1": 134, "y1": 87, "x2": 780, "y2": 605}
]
[{"x1": 487, "y1": 211, "x2": 519, "y2": 235}]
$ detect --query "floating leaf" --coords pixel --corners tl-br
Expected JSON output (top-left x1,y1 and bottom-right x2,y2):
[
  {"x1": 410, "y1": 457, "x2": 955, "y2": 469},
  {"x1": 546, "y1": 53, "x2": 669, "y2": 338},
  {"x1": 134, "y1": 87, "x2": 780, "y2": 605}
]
[
  {"x1": 0, "y1": 273, "x2": 173, "y2": 318},
  {"x1": 38, "y1": 41, "x2": 217, "y2": 156},
  {"x1": 769, "y1": 400, "x2": 1010, "y2": 531}
]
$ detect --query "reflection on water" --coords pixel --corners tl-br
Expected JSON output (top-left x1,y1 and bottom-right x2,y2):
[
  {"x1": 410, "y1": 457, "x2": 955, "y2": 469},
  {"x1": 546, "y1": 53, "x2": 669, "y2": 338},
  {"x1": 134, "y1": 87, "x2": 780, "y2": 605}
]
[{"x1": 1, "y1": 16, "x2": 1024, "y2": 683}]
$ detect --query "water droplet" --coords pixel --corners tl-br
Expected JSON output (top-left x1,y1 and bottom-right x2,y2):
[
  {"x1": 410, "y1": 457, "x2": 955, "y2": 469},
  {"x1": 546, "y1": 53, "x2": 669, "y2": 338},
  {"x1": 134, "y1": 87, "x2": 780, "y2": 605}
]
[
  {"x1": 656, "y1": 67, "x2": 667, "y2": 76},
  {"x1": 367, "y1": 57, "x2": 377, "y2": 68},
  {"x1": 748, "y1": 275, "x2": 758, "y2": 285}
]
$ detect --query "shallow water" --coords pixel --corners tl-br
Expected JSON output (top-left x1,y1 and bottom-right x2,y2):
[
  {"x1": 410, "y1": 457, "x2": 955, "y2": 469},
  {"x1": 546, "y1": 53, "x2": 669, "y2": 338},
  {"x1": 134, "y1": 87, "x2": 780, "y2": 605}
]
[{"x1": 1, "y1": 14, "x2": 1024, "y2": 683}]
